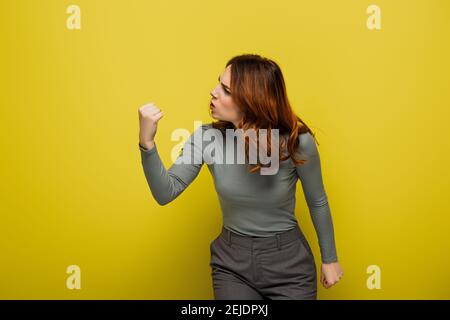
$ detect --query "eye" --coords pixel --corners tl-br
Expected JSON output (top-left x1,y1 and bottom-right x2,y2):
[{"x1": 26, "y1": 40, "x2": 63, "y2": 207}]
[
  {"x1": 218, "y1": 77, "x2": 231, "y2": 95},
  {"x1": 221, "y1": 85, "x2": 231, "y2": 95}
]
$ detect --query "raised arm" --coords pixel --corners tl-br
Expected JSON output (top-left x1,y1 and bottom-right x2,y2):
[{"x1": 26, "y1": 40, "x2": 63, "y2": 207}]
[
  {"x1": 139, "y1": 125, "x2": 206, "y2": 206},
  {"x1": 295, "y1": 132, "x2": 338, "y2": 264}
]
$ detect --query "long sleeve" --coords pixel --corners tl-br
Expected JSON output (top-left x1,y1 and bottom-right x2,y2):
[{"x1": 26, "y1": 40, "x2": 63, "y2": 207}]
[
  {"x1": 139, "y1": 125, "x2": 205, "y2": 206},
  {"x1": 295, "y1": 133, "x2": 338, "y2": 263}
]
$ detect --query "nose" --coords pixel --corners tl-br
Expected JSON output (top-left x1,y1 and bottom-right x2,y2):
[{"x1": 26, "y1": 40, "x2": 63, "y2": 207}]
[{"x1": 211, "y1": 83, "x2": 221, "y2": 98}]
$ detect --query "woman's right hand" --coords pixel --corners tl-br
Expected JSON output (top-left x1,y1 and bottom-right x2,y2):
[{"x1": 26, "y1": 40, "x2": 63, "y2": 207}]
[{"x1": 138, "y1": 102, "x2": 164, "y2": 149}]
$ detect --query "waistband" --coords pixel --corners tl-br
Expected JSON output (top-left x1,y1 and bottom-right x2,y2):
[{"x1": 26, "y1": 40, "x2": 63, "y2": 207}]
[{"x1": 218, "y1": 224, "x2": 305, "y2": 251}]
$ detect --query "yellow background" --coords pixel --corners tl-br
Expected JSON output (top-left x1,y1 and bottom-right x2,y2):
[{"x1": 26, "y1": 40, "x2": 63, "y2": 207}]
[{"x1": 1, "y1": 0, "x2": 449, "y2": 299}]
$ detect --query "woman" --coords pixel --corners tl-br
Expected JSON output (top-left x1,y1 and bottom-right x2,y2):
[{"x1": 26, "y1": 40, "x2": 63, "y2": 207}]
[{"x1": 137, "y1": 54, "x2": 343, "y2": 300}]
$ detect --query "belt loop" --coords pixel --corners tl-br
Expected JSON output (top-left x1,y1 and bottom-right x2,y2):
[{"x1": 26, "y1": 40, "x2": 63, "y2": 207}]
[{"x1": 276, "y1": 234, "x2": 281, "y2": 250}]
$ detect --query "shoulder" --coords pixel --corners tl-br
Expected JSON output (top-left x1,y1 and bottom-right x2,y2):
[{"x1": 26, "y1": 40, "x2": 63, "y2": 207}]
[
  {"x1": 197, "y1": 122, "x2": 223, "y2": 139},
  {"x1": 194, "y1": 122, "x2": 214, "y2": 133},
  {"x1": 190, "y1": 122, "x2": 213, "y2": 136},
  {"x1": 189, "y1": 122, "x2": 220, "y2": 149},
  {"x1": 201, "y1": 122, "x2": 214, "y2": 130},
  {"x1": 298, "y1": 132, "x2": 319, "y2": 157}
]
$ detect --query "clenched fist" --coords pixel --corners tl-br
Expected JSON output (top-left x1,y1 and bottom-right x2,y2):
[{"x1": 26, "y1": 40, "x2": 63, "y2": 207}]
[{"x1": 138, "y1": 102, "x2": 164, "y2": 150}]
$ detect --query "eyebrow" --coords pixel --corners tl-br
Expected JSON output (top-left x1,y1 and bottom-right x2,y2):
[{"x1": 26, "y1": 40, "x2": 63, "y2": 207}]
[{"x1": 218, "y1": 75, "x2": 231, "y2": 91}]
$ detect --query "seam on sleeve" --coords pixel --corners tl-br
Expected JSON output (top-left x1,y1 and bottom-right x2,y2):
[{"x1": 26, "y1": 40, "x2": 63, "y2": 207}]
[{"x1": 168, "y1": 172, "x2": 188, "y2": 188}]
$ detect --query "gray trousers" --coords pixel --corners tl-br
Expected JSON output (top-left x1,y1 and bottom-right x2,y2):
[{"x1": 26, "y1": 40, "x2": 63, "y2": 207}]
[{"x1": 209, "y1": 224, "x2": 317, "y2": 300}]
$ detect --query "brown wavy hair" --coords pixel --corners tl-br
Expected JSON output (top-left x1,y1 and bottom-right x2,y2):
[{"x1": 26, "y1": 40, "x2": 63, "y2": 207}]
[{"x1": 211, "y1": 53, "x2": 319, "y2": 173}]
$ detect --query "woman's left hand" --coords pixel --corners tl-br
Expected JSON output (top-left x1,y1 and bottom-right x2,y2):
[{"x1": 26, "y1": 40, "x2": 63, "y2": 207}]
[{"x1": 320, "y1": 261, "x2": 343, "y2": 289}]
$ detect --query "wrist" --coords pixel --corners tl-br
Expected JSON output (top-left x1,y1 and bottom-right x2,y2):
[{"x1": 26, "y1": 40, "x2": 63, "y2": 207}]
[
  {"x1": 139, "y1": 140, "x2": 155, "y2": 150},
  {"x1": 322, "y1": 258, "x2": 338, "y2": 264}
]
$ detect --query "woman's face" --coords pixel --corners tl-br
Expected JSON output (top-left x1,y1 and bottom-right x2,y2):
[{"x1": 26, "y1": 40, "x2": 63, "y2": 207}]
[{"x1": 210, "y1": 65, "x2": 243, "y2": 127}]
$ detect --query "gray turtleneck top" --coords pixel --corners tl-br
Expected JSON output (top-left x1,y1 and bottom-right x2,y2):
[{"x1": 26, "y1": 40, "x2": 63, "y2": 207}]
[{"x1": 139, "y1": 123, "x2": 338, "y2": 263}]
